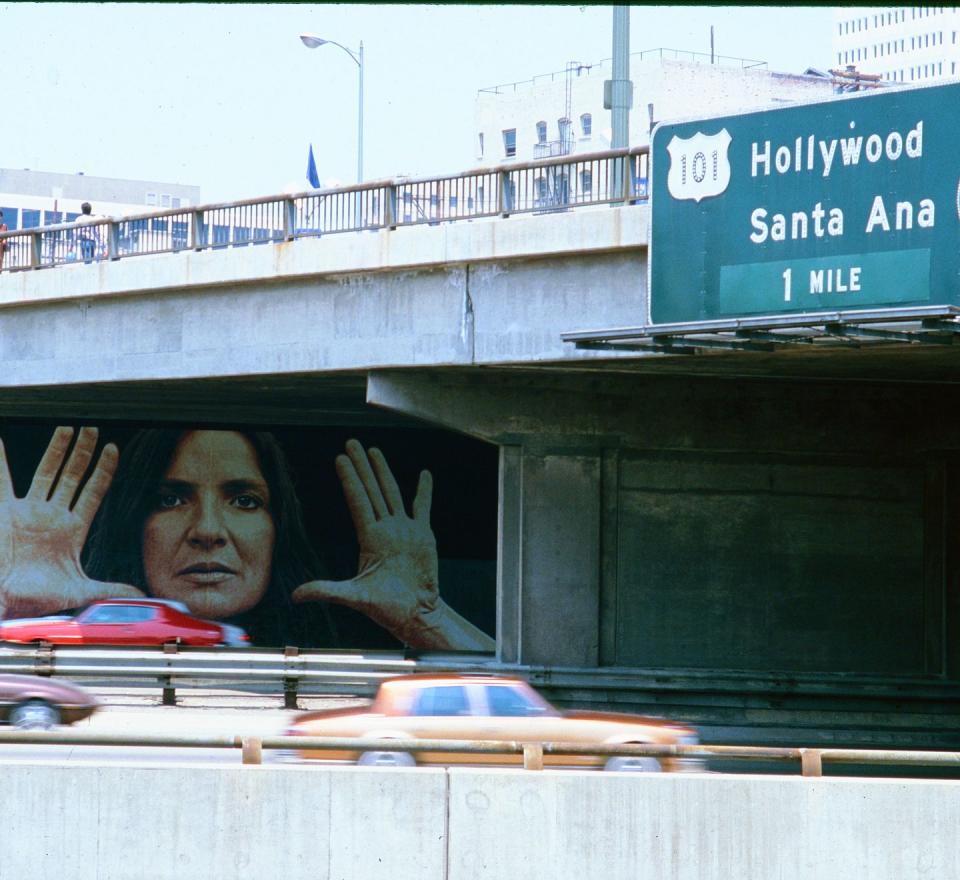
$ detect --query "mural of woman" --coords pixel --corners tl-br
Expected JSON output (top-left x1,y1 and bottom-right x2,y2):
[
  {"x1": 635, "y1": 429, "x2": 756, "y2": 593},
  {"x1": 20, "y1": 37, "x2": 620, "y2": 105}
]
[{"x1": 0, "y1": 425, "x2": 494, "y2": 651}]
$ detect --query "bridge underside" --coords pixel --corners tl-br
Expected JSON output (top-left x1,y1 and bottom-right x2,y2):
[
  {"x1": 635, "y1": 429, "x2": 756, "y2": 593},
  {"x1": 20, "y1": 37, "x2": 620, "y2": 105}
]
[{"x1": 2, "y1": 351, "x2": 959, "y2": 754}]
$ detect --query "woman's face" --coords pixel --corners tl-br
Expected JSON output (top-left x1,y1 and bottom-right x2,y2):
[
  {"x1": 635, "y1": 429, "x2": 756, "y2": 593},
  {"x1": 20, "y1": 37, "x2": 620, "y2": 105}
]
[{"x1": 142, "y1": 431, "x2": 275, "y2": 619}]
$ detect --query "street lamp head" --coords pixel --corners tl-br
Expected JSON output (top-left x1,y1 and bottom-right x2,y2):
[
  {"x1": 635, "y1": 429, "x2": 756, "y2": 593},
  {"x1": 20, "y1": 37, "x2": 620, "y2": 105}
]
[{"x1": 299, "y1": 33, "x2": 328, "y2": 49}]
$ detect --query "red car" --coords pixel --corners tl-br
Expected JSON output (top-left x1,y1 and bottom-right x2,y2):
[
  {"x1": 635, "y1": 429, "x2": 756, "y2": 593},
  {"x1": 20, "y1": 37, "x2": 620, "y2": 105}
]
[
  {"x1": 0, "y1": 673, "x2": 99, "y2": 729},
  {"x1": 0, "y1": 599, "x2": 250, "y2": 648}
]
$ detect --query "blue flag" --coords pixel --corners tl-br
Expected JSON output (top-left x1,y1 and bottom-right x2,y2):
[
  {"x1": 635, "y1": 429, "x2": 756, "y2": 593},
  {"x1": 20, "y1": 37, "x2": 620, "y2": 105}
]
[{"x1": 306, "y1": 144, "x2": 320, "y2": 189}]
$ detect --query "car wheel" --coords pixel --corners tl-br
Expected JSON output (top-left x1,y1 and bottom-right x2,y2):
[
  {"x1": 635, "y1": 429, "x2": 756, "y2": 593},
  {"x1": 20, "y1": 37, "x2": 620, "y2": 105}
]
[
  {"x1": 357, "y1": 750, "x2": 416, "y2": 767},
  {"x1": 603, "y1": 755, "x2": 662, "y2": 773},
  {"x1": 9, "y1": 700, "x2": 61, "y2": 731}
]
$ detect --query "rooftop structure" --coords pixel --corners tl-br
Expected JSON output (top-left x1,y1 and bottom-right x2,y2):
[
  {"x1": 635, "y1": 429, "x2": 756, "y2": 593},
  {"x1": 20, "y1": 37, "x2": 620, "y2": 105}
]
[{"x1": 474, "y1": 48, "x2": 837, "y2": 167}]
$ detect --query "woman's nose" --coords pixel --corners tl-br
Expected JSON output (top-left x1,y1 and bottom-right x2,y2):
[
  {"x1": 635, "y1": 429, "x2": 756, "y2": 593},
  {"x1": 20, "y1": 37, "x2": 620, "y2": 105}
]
[{"x1": 186, "y1": 499, "x2": 227, "y2": 547}]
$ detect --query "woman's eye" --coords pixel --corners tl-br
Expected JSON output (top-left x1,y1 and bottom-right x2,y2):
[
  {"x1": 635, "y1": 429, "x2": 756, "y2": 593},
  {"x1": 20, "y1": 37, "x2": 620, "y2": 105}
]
[
  {"x1": 158, "y1": 493, "x2": 183, "y2": 509},
  {"x1": 231, "y1": 494, "x2": 263, "y2": 510}
]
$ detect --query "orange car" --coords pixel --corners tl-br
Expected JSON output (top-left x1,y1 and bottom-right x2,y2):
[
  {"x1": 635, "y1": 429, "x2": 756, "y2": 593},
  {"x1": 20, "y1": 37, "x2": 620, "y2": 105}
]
[{"x1": 284, "y1": 673, "x2": 701, "y2": 771}]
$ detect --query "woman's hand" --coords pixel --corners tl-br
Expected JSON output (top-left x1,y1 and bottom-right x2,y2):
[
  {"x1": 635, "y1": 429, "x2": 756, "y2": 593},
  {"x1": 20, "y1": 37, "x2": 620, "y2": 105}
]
[
  {"x1": 0, "y1": 426, "x2": 144, "y2": 619},
  {"x1": 292, "y1": 440, "x2": 493, "y2": 651}
]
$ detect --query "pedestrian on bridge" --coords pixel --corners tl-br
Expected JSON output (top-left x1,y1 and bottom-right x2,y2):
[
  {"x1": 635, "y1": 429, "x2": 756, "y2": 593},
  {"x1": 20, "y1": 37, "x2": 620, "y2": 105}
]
[
  {"x1": 74, "y1": 202, "x2": 102, "y2": 263},
  {"x1": 0, "y1": 210, "x2": 7, "y2": 271}
]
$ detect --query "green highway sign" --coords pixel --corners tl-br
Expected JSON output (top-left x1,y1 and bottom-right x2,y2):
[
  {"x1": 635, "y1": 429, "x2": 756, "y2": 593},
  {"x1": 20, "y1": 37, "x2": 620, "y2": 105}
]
[{"x1": 649, "y1": 81, "x2": 960, "y2": 326}]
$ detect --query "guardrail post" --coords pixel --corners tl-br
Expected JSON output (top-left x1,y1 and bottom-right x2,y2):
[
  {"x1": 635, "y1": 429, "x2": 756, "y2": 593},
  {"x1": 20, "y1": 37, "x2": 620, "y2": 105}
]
[
  {"x1": 523, "y1": 743, "x2": 544, "y2": 770},
  {"x1": 384, "y1": 184, "x2": 398, "y2": 229},
  {"x1": 160, "y1": 675, "x2": 176, "y2": 706},
  {"x1": 191, "y1": 210, "x2": 207, "y2": 250},
  {"x1": 241, "y1": 737, "x2": 263, "y2": 765},
  {"x1": 498, "y1": 170, "x2": 513, "y2": 217},
  {"x1": 800, "y1": 748, "x2": 823, "y2": 777},
  {"x1": 33, "y1": 643, "x2": 54, "y2": 677},
  {"x1": 283, "y1": 645, "x2": 300, "y2": 709},
  {"x1": 30, "y1": 232, "x2": 42, "y2": 268},
  {"x1": 106, "y1": 221, "x2": 119, "y2": 260},
  {"x1": 282, "y1": 197, "x2": 297, "y2": 241},
  {"x1": 283, "y1": 677, "x2": 299, "y2": 709}
]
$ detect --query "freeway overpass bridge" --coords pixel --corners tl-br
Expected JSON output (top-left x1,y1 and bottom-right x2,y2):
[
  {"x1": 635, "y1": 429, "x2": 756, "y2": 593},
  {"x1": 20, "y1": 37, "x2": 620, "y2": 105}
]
[{"x1": 1, "y1": 147, "x2": 959, "y2": 755}]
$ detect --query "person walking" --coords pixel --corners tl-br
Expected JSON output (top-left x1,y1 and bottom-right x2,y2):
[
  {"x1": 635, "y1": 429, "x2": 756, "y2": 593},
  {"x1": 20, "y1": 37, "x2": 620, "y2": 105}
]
[
  {"x1": 75, "y1": 202, "x2": 101, "y2": 263},
  {"x1": 0, "y1": 209, "x2": 8, "y2": 271}
]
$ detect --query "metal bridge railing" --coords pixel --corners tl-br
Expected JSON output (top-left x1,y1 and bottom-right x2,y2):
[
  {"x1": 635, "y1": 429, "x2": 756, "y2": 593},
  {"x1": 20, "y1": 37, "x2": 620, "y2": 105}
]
[
  {"x1": 0, "y1": 728, "x2": 956, "y2": 776},
  {"x1": 0, "y1": 148, "x2": 649, "y2": 274}
]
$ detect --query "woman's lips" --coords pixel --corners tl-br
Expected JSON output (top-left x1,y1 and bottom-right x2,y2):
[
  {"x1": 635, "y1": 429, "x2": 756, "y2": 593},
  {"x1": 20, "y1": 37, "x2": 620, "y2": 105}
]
[{"x1": 177, "y1": 563, "x2": 237, "y2": 584}]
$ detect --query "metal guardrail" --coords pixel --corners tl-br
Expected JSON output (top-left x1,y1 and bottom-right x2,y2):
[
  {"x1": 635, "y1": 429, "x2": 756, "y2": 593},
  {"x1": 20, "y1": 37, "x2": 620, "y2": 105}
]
[
  {"x1": 0, "y1": 728, "x2": 956, "y2": 777},
  {"x1": 0, "y1": 148, "x2": 649, "y2": 273},
  {"x1": 0, "y1": 643, "x2": 498, "y2": 707},
  {"x1": 4, "y1": 642, "x2": 960, "y2": 709}
]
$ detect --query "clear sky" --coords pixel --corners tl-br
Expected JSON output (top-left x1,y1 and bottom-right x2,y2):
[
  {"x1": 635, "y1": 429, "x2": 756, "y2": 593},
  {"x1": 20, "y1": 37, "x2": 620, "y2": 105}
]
[{"x1": 1, "y1": 3, "x2": 836, "y2": 202}]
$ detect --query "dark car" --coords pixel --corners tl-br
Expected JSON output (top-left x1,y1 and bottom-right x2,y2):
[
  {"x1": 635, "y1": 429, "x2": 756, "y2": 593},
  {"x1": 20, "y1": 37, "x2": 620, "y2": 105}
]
[
  {"x1": 0, "y1": 673, "x2": 99, "y2": 729},
  {"x1": 0, "y1": 598, "x2": 250, "y2": 648},
  {"x1": 285, "y1": 673, "x2": 702, "y2": 771}
]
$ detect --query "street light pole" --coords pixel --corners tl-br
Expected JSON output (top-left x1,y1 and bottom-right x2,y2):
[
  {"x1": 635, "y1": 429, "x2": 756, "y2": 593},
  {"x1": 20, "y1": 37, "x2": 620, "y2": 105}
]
[
  {"x1": 357, "y1": 40, "x2": 364, "y2": 185},
  {"x1": 299, "y1": 33, "x2": 364, "y2": 184}
]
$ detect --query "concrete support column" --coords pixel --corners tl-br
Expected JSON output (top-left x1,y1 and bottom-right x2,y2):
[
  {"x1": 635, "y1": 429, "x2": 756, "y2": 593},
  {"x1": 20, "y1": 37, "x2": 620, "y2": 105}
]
[
  {"x1": 514, "y1": 450, "x2": 601, "y2": 666},
  {"x1": 367, "y1": 372, "x2": 605, "y2": 666}
]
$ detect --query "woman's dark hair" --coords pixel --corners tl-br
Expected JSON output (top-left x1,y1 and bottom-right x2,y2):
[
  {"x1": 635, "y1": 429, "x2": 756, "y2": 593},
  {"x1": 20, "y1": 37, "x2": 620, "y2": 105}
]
[{"x1": 82, "y1": 428, "x2": 337, "y2": 647}]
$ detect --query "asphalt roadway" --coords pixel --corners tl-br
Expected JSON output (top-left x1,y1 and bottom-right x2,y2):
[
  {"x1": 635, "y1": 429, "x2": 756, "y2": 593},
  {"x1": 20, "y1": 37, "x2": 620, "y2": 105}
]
[{"x1": 0, "y1": 685, "x2": 369, "y2": 766}]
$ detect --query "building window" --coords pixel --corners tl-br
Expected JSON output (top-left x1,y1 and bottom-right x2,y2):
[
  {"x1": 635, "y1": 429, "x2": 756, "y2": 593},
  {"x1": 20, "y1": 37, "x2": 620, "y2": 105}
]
[
  {"x1": 171, "y1": 197, "x2": 181, "y2": 209},
  {"x1": 146, "y1": 192, "x2": 157, "y2": 206},
  {"x1": 557, "y1": 117, "x2": 572, "y2": 149},
  {"x1": 580, "y1": 113, "x2": 592, "y2": 137},
  {"x1": 536, "y1": 121, "x2": 547, "y2": 144},
  {"x1": 502, "y1": 128, "x2": 516, "y2": 158},
  {"x1": 21, "y1": 209, "x2": 40, "y2": 229},
  {"x1": 579, "y1": 169, "x2": 592, "y2": 195},
  {"x1": 477, "y1": 133, "x2": 484, "y2": 157},
  {"x1": 0, "y1": 207, "x2": 17, "y2": 230}
]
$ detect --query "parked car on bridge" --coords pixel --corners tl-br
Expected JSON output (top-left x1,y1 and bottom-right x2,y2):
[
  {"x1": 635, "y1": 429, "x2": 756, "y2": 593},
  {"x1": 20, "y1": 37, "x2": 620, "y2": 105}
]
[
  {"x1": 0, "y1": 599, "x2": 250, "y2": 648},
  {"x1": 283, "y1": 673, "x2": 701, "y2": 771},
  {"x1": 0, "y1": 673, "x2": 99, "y2": 729}
]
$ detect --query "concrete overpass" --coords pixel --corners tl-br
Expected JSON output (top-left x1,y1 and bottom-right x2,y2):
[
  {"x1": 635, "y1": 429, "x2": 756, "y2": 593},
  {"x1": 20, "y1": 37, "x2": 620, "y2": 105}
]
[{"x1": 1, "y1": 151, "x2": 959, "y2": 753}]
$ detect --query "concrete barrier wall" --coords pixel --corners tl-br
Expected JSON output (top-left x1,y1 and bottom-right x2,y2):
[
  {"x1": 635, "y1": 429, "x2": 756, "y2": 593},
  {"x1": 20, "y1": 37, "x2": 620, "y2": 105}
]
[
  {"x1": 1, "y1": 763, "x2": 448, "y2": 880},
  {"x1": 3, "y1": 764, "x2": 957, "y2": 880},
  {"x1": 447, "y1": 771, "x2": 960, "y2": 880}
]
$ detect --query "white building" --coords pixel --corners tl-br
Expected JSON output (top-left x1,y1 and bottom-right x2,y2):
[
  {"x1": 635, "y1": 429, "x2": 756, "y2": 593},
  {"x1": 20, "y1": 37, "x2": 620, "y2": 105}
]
[
  {"x1": 0, "y1": 168, "x2": 199, "y2": 234},
  {"x1": 474, "y1": 50, "x2": 839, "y2": 167},
  {"x1": 832, "y1": 6, "x2": 960, "y2": 84}
]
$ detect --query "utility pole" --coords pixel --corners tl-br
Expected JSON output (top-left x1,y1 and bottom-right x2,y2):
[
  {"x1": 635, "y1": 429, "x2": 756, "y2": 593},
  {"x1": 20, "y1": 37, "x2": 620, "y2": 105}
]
[{"x1": 605, "y1": 6, "x2": 632, "y2": 202}]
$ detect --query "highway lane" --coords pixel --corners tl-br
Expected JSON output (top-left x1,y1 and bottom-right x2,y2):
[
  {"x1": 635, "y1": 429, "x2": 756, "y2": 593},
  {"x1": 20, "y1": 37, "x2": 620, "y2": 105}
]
[{"x1": 0, "y1": 688, "x2": 362, "y2": 765}]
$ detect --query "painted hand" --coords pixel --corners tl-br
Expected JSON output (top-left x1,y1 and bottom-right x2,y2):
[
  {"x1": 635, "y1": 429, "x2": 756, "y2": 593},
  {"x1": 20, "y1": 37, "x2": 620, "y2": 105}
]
[
  {"x1": 292, "y1": 439, "x2": 442, "y2": 646},
  {"x1": 0, "y1": 426, "x2": 145, "y2": 619}
]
